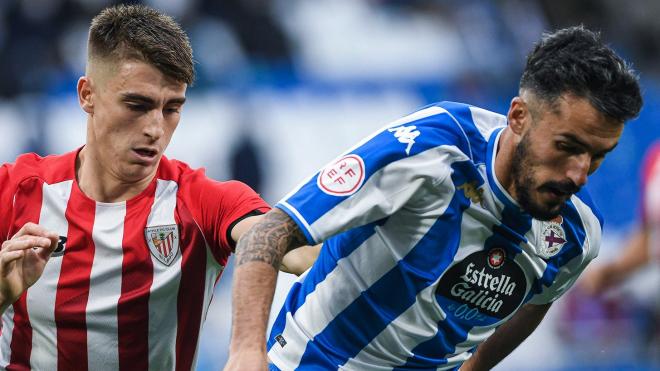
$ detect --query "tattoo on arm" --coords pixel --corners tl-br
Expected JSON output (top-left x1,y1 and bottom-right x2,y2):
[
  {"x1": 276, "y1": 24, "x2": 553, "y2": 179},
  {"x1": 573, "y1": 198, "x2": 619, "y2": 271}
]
[{"x1": 235, "y1": 209, "x2": 308, "y2": 269}]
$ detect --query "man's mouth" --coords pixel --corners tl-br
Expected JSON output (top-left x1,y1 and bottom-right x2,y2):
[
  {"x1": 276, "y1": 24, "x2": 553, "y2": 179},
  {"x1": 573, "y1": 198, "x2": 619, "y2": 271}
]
[{"x1": 132, "y1": 147, "x2": 159, "y2": 163}]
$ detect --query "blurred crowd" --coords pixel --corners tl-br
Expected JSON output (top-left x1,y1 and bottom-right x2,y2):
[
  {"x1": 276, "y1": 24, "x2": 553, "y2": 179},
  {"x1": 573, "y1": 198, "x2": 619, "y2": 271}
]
[{"x1": 1, "y1": 0, "x2": 659, "y2": 98}]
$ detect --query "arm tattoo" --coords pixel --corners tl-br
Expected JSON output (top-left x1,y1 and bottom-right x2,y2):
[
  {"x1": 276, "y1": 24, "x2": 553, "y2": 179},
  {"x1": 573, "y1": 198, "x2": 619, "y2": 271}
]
[{"x1": 235, "y1": 208, "x2": 308, "y2": 269}]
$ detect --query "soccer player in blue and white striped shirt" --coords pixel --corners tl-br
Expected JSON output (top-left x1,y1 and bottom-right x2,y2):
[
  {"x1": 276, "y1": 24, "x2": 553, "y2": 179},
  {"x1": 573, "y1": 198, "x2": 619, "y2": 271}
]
[{"x1": 226, "y1": 26, "x2": 643, "y2": 371}]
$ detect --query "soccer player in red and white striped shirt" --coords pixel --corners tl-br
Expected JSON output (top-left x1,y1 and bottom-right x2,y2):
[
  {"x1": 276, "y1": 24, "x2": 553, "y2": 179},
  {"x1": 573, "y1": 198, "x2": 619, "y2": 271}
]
[{"x1": 0, "y1": 5, "x2": 315, "y2": 371}]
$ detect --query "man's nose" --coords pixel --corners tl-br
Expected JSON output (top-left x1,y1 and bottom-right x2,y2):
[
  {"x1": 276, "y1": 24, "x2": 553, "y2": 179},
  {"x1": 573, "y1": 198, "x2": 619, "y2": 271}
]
[{"x1": 566, "y1": 153, "x2": 590, "y2": 188}]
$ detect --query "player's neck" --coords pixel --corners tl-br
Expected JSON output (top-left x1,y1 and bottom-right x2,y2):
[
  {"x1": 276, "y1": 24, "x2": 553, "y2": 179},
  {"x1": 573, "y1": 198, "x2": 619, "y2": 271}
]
[{"x1": 76, "y1": 146, "x2": 156, "y2": 203}]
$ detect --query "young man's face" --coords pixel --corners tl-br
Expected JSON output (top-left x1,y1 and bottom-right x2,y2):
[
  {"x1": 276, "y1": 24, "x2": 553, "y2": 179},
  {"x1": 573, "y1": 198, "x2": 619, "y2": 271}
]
[
  {"x1": 84, "y1": 59, "x2": 187, "y2": 183},
  {"x1": 510, "y1": 94, "x2": 622, "y2": 220}
]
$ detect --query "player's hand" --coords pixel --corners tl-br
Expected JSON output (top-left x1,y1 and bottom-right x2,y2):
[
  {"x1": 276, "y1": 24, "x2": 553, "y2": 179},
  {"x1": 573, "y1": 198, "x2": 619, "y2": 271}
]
[
  {"x1": 223, "y1": 350, "x2": 268, "y2": 371},
  {"x1": 0, "y1": 223, "x2": 59, "y2": 310}
]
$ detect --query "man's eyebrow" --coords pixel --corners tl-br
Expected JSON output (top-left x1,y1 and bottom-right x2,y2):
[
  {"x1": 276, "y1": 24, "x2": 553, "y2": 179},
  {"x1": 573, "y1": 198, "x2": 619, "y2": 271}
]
[
  {"x1": 120, "y1": 93, "x2": 186, "y2": 106},
  {"x1": 559, "y1": 133, "x2": 618, "y2": 154},
  {"x1": 120, "y1": 93, "x2": 156, "y2": 105}
]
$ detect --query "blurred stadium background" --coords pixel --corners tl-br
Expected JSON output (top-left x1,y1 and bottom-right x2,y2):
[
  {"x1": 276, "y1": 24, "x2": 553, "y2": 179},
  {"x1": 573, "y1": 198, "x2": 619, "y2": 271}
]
[{"x1": 1, "y1": 0, "x2": 658, "y2": 369}]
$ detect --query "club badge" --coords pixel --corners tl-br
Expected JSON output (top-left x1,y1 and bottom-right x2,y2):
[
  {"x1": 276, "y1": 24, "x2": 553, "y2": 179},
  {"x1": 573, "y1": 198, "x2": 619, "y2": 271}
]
[
  {"x1": 539, "y1": 216, "x2": 566, "y2": 259},
  {"x1": 145, "y1": 224, "x2": 180, "y2": 266}
]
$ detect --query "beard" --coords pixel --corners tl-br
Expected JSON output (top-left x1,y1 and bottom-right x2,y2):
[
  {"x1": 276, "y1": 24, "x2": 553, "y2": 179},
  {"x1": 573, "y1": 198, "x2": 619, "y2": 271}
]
[{"x1": 510, "y1": 133, "x2": 580, "y2": 221}]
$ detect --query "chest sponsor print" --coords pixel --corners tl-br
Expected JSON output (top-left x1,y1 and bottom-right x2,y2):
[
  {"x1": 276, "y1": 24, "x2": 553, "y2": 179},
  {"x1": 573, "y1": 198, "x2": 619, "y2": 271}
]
[{"x1": 436, "y1": 248, "x2": 528, "y2": 327}]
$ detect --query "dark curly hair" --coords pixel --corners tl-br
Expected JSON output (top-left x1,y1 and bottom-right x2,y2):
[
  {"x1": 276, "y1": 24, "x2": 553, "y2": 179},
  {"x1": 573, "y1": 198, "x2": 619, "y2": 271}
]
[{"x1": 520, "y1": 26, "x2": 642, "y2": 122}]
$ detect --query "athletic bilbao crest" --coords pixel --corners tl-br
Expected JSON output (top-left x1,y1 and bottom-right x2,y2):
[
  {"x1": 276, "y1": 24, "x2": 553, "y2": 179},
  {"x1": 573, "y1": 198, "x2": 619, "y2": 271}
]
[{"x1": 145, "y1": 225, "x2": 180, "y2": 266}]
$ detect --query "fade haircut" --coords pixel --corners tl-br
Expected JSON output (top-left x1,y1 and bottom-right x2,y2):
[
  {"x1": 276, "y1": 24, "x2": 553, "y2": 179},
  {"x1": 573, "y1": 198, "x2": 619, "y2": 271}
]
[
  {"x1": 520, "y1": 26, "x2": 642, "y2": 123},
  {"x1": 88, "y1": 4, "x2": 194, "y2": 85}
]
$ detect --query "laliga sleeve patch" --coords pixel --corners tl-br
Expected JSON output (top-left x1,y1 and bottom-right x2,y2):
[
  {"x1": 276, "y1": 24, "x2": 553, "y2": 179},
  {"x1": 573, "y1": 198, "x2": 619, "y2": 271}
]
[{"x1": 316, "y1": 154, "x2": 366, "y2": 196}]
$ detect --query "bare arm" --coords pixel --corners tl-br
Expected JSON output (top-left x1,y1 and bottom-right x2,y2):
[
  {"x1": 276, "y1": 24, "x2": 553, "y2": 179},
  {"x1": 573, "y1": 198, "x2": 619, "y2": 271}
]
[
  {"x1": 461, "y1": 303, "x2": 551, "y2": 371},
  {"x1": 581, "y1": 226, "x2": 650, "y2": 295},
  {"x1": 280, "y1": 244, "x2": 321, "y2": 276},
  {"x1": 225, "y1": 208, "x2": 308, "y2": 371},
  {"x1": 230, "y1": 214, "x2": 321, "y2": 276}
]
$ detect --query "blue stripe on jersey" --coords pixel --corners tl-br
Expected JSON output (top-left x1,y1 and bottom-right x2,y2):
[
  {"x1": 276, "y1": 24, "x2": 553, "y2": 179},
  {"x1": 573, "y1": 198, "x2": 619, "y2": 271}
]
[
  {"x1": 268, "y1": 221, "x2": 382, "y2": 350},
  {"x1": 281, "y1": 108, "x2": 471, "y2": 229},
  {"x1": 294, "y1": 160, "x2": 476, "y2": 369},
  {"x1": 393, "y1": 318, "x2": 472, "y2": 370},
  {"x1": 437, "y1": 101, "x2": 489, "y2": 165}
]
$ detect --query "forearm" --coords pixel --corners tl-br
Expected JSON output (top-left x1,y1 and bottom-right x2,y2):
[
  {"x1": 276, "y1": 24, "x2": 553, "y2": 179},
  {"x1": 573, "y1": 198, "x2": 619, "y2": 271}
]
[
  {"x1": 461, "y1": 303, "x2": 551, "y2": 370},
  {"x1": 229, "y1": 209, "x2": 308, "y2": 354},
  {"x1": 601, "y1": 227, "x2": 649, "y2": 287}
]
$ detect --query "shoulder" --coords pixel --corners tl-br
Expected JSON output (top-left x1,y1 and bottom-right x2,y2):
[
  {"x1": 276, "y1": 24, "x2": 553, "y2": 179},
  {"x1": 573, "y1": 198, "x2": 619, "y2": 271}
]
[
  {"x1": 564, "y1": 188, "x2": 603, "y2": 260},
  {"x1": 4, "y1": 149, "x2": 77, "y2": 185},
  {"x1": 158, "y1": 156, "x2": 263, "y2": 202}
]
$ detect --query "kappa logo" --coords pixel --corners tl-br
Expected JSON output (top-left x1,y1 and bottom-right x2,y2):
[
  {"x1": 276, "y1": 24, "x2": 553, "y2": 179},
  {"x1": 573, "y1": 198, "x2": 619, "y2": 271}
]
[
  {"x1": 145, "y1": 225, "x2": 180, "y2": 266},
  {"x1": 51, "y1": 236, "x2": 67, "y2": 257},
  {"x1": 317, "y1": 154, "x2": 366, "y2": 196},
  {"x1": 388, "y1": 125, "x2": 420, "y2": 155},
  {"x1": 457, "y1": 181, "x2": 484, "y2": 205}
]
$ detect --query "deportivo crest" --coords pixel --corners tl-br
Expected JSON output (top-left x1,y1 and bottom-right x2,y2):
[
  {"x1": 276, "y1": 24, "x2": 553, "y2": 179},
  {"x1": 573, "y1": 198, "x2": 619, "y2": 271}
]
[
  {"x1": 317, "y1": 154, "x2": 366, "y2": 196},
  {"x1": 539, "y1": 216, "x2": 566, "y2": 259},
  {"x1": 145, "y1": 225, "x2": 180, "y2": 266}
]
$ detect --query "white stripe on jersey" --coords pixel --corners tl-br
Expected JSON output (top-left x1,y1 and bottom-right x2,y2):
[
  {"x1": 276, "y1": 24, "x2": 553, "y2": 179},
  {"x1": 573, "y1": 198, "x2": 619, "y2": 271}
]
[
  {"x1": 0, "y1": 305, "x2": 16, "y2": 367},
  {"x1": 27, "y1": 180, "x2": 73, "y2": 370},
  {"x1": 87, "y1": 203, "x2": 126, "y2": 370},
  {"x1": 279, "y1": 106, "x2": 451, "y2": 205},
  {"x1": 147, "y1": 180, "x2": 181, "y2": 371},
  {"x1": 308, "y1": 146, "x2": 468, "y2": 243},
  {"x1": 467, "y1": 106, "x2": 507, "y2": 142},
  {"x1": 269, "y1": 157, "x2": 461, "y2": 368}
]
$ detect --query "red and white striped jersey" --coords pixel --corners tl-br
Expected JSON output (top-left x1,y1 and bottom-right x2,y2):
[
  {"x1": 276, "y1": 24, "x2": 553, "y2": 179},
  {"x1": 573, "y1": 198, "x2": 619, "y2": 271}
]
[
  {"x1": 641, "y1": 142, "x2": 660, "y2": 258},
  {"x1": 0, "y1": 148, "x2": 270, "y2": 371}
]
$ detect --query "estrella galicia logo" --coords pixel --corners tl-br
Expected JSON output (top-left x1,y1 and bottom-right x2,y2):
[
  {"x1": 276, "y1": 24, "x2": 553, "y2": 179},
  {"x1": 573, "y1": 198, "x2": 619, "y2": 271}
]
[
  {"x1": 435, "y1": 248, "x2": 528, "y2": 327},
  {"x1": 52, "y1": 236, "x2": 67, "y2": 257}
]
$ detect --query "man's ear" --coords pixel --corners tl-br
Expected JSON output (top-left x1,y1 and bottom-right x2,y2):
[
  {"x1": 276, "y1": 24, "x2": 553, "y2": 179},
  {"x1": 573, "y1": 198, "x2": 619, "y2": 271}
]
[
  {"x1": 78, "y1": 76, "x2": 94, "y2": 114},
  {"x1": 506, "y1": 96, "x2": 531, "y2": 137}
]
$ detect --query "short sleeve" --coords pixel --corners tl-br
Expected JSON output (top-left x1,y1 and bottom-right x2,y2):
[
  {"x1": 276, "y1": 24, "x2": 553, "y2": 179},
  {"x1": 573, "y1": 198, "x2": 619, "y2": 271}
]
[
  {"x1": 277, "y1": 106, "x2": 470, "y2": 244},
  {"x1": 640, "y1": 144, "x2": 660, "y2": 226},
  {"x1": 183, "y1": 172, "x2": 270, "y2": 257},
  {"x1": 0, "y1": 163, "x2": 14, "y2": 241}
]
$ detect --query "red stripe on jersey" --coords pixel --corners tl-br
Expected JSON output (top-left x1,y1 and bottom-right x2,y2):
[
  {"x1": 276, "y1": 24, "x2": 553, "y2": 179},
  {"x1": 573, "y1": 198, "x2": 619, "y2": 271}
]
[
  {"x1": 117, "y1": 189, "x2": 155, "y2": 371},
  {"x1": 175, "y1": 203, "x2": 207, "y2": 371},
  {"x1": 55, "y1": 186, "x2": 95, "y2": 371},
  {"x1": 8, "y1": 178, "x2": 43, "y2": 370}
]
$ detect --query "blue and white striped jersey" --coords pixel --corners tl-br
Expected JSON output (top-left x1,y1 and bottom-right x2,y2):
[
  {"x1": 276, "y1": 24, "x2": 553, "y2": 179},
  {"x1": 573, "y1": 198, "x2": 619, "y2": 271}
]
[{"x1": 268, "y1": 102, "x2": 602, "y2": 370}]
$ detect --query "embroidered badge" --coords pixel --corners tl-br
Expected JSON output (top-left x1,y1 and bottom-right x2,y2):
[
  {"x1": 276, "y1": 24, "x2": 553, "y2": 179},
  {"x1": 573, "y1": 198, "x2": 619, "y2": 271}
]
[{"x1": 145, "y1": 225, "x2": 180, "y2": 265}]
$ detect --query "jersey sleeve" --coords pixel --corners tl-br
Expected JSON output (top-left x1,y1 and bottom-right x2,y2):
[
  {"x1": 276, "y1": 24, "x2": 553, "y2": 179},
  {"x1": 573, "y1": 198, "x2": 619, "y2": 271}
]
[
  {"x1": 277, "y1": 105, "x2": 472, "y2": 244},
  {"x1": 184, "y1": 171, "x2": 270, "y2": 257},
  {"x1": 0, "y1": 163, "x2": 14, "y2": 241},
  {"x1": 640, "y1": 143, "x2": 660, "y2": 226}
]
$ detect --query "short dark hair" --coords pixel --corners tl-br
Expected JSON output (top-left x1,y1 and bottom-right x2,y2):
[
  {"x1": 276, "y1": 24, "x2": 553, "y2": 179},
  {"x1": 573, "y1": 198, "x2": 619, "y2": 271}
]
[
  {"x1": 88, "y1": 4, "x2": 194, "y2": 85},
  {"x1": 520, "y1": 26, "x2": 642, "y2": 122}
]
